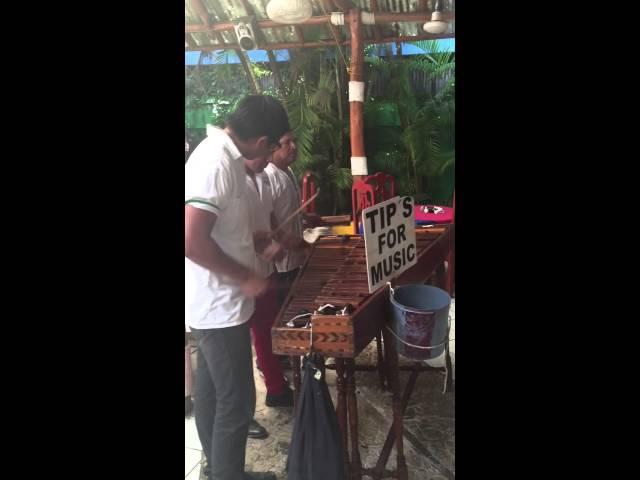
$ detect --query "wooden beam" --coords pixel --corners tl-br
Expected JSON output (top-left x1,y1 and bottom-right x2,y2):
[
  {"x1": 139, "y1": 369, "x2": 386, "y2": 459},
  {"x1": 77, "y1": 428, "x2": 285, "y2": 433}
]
[
  {"x1": 190, "y1": 32, "x2": 454, "y2": 51},
  {"x1": 189, "y1": 0, "x2": 210, "y2": 26},
  {"x1": 185, "y1": 11, "x2": 454, "y2": 34},
  {"x1": 368, "y1": 11, "x2": 454, "y2": 24},
  {"x1": 349, "y1": 7, "x2": 366, "y2": 182},
  {"x1": 190, "y1": 0, "x2": 220, "y2": 47},
  {"x1": 322, "y1": 0, "x2": 336, "y2": 12},
  {"x1": 187, "y1": 14, "x2": 330, "y2": 33},
  {"x1": 369, "y1": 0, "x2": 383, "y2": 42},
  {"x1": 417, "y1": 0, "x2": 429, "y2": 32},
  {"x1": 333, "y1": 0, "x2": 355, "y2": 10},
  {"x1": 188, "y1": 0, "x2": 230, "y2": 51},
  {"x1": 185, "y1": 34, "x2": 198, "y2": 50},
  {"x1": 320, "y1": 0, "x2": 345, "y2": 45}
]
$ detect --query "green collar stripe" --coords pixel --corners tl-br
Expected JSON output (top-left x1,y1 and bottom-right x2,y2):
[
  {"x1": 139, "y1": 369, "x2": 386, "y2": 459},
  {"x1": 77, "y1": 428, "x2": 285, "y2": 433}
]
[{"x1": 185, "y1": 199, "x2": 219, "y2": 210}]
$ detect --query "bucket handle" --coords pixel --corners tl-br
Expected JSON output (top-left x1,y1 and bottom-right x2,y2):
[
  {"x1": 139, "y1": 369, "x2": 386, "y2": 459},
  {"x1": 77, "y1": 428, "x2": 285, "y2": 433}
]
[
  {"x1": 385, "y1": 323, "x2": 451, "y2": 351},
  {"x1": 386, "y1": 281, "x2": 395, "y2": 297}
]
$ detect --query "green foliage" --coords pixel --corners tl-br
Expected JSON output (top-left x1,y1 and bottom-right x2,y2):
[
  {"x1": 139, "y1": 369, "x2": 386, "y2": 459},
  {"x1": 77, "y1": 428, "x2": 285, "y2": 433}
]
[
  {"x1": 184, "y1": 40, "x2": 455, "y2": 212},
  {"x1": 185, "y1": 51, "x2": 252, "y2": 127},
  {"x1": 364, "y1": 40, "x2": 455, "y2": 204}
]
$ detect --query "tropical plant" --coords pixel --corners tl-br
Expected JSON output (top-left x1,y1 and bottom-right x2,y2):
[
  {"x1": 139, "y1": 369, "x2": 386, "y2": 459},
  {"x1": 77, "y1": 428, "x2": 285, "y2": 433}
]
[
  {"x1": 184, "y1": 39, "x2": 455, "y2": 211},
  {"x1": 278, "y1": 49, "x2": 352, "y2": 214},
  {"x1": 364, "y1": 40, "x2": 455, "y2": 204}
]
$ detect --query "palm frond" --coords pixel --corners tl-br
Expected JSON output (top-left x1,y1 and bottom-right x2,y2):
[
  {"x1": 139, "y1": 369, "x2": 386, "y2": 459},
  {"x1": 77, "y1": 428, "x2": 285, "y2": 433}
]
[
  {"x1": 308, "y1": 70, "x2": 335, "y2": 113},
  {"x1": 410, "y1": 40, "x2": 454, "y2": 65},
  {"x1": 327, "y1": 165, "x2": 353, "y2": 191}
]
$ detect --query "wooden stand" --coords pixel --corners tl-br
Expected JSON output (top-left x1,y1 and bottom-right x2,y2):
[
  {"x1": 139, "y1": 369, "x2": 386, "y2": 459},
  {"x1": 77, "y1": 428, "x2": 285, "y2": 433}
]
[
  {"x1": 280, "y1": 227, "x2": 454, "y2": 479},
  {"x1": 289, "y1": 272, "x2": 452, "y2": 479},
  {"x1": 291, "y1": 331, "x2": 452, "y2": 479}
]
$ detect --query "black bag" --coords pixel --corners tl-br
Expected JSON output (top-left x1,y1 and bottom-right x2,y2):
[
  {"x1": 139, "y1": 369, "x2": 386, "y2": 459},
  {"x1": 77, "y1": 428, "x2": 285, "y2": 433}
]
[{"x1": 286, "y1": 354, "x2": 348, "y2": 480}]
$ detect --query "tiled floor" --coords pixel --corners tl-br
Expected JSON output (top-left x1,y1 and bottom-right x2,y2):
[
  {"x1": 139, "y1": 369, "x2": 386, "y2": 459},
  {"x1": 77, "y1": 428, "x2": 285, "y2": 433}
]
[{"x1": 185, "y1": 416, "x2": 202, "y2": 479}]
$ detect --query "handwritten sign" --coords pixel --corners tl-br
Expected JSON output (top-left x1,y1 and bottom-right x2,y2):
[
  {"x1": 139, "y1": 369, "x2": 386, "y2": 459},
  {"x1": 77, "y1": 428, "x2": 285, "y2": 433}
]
[{"x1": 362, "y1": 196, "x2": 417, "y2": 293}]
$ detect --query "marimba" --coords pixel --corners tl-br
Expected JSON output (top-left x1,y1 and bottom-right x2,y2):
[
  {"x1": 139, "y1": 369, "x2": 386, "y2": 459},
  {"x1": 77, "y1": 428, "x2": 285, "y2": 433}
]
[
  {"x1": 271, "y1": 225, "x2": 454, "y2": 480},
  {"x1": 272, "y1": 226, "x2": 454, "y2": 357}
]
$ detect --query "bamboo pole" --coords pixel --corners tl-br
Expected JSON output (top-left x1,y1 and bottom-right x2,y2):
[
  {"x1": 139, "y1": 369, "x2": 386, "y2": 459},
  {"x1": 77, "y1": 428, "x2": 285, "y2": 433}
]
[{"x1": 349, "y1": 7, "x2": 366, "y2": 183}]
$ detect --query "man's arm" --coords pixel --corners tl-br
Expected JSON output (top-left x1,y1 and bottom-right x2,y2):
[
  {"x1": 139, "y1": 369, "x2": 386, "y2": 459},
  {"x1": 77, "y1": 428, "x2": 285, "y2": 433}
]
[{"x1": 185, "y1": 205, "x2": 267, "y2": 297}]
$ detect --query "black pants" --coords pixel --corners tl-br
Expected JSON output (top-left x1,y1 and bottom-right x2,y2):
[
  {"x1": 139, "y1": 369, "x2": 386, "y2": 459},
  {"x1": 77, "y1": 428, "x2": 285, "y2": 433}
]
[
  {"x1": 275, "y1": 268, "x2": 300, "y2": 309},
  {"x1": 191, "y1": 323, "x2": 256, "y2": 480}
]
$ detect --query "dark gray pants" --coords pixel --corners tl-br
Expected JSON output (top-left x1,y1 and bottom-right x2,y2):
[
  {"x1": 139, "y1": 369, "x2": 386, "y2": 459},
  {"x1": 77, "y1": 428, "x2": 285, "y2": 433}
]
[{"x1": 191, "y1": 323, "x2": 256, "y2": 480}]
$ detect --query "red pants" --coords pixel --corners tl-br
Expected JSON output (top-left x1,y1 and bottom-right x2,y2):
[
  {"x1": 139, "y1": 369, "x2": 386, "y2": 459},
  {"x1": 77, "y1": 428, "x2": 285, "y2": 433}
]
[{"x1": 248, "y1": 275, "x2": 285, "y2": 396}]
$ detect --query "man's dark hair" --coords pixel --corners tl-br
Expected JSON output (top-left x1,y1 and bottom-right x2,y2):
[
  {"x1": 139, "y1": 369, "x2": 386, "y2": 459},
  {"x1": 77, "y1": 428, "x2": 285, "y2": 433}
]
[{"x1": 225, "y1": 95, "x2": 290, "y2": 145}]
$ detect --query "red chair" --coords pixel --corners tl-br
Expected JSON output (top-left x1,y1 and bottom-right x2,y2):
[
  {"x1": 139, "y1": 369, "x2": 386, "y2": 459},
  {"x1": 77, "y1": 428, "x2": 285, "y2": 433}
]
[
  {"x1": 351, "y1": 180, "x2": 376, "y2": 234},
  {"x1": 301, "y1": 171, "x2": 317, "y2": 214},
  {"x1": 367, "y1": 172, "x2": 395, "y2": 201},
  {"x1": 351, "y1": 172, "x2": 396, "y2": 234}
]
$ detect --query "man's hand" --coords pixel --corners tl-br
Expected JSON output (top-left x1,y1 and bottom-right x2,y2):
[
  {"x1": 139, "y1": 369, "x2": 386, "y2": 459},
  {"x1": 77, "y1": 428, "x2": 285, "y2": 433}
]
[
  {"x1": 259, "y1": 241, "x2": 285, "y2": 262},
  {"x1": 240, "y1": 272, "x2": 268, "y2": 298},
  {"x1": 253, "y1": 230, "x2": 272, "y2": 254}
]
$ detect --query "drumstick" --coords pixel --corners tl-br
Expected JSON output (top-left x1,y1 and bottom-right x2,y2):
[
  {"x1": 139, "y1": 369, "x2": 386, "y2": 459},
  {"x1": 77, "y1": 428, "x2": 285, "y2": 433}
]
[{"x1": 271, "y1": 189, "x2": 320, "y2": 237}]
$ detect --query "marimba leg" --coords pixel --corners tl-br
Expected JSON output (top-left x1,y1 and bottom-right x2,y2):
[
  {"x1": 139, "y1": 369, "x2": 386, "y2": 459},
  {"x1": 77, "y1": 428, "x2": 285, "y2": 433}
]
[
  {"x1": 435, "y1": 261, "x2": 447, "y2": 292},
  {"x1": 290, "y1": 355, "x2": 301, "y2": 408},
  {"x1": 446, "y1": 250, "x2": 455, "y2": 297},
  {"x1": 376, "y1": 334, "x2": 386, "y2": 390},
  {"x1": 346, "y1": 358, "x2": 362, "y2": 479},
  {"x1": 372, "y1": 364, "x2": 421, "y2": 480},
  {"x1": 381, "y1": 327, "x2": 408, "y2": 480},
  {"x1": 437, "y1": 259, "x2": 455, "y2": 393},
  {"x1": 444, "y1": 339, "x2": 454, "y2": 394},
  {"x1": 336, "y1": 358, "x2": 351, "y2": 475}
]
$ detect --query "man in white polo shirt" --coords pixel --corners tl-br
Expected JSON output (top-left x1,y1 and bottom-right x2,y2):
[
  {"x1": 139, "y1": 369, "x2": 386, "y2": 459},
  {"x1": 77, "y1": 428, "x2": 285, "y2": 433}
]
[
  {"x1": 244, "y1": 154, "x2": 295, "y2": 410},
  {"x1": 185, "y1": 95, "x2": 289, "y2": 480},
  {"x1": 264, "y1": 132, "x2": 320, "y2": 308}
]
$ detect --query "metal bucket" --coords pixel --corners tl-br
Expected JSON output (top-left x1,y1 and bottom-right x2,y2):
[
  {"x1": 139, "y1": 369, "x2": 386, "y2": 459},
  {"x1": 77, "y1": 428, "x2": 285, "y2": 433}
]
[{"x1": 388, "y1": 284, "x2": 451, "y2": 360}]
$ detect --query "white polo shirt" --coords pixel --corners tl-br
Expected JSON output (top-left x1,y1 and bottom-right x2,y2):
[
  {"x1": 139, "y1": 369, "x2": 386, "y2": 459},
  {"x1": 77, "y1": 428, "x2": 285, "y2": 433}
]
[
  {"x1": 185, "y1": 128, "x2": 255, "y2": 330},
  {"x1": 245, "y1": 172, "x2": 275, "y2": 278},
  {"x1": 264, "y1": 163, "x2": 306, "y2": 273}
]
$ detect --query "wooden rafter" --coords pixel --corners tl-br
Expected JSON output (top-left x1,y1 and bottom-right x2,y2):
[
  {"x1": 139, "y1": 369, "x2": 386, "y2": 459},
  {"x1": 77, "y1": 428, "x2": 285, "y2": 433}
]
[
  {"x1": 333, "y1": 0, "x2": 355, "y2": 10},
  {"x1": 190, "y1": 32, "x2": 453, "y2": 51},
  {"x1": 204, "y1": 0, "x2": 235, "y2": 47},
  {"x1": 369, "y1": 0, "x2": 383, "y2": 42},
  {"x1": 320, "y1": 0, "x2": 344, "y2": 45},
  {"x1": 417, "y1": 0, "x2": 429, "y2": 33},
  {"x1": 185, "y1": 33, "x2": 198, "y2": 49},
  {"x1": 186, "y1": 11, "x2": 454, "y2": 34},
  {"x1": 190, "y1": 0, "x2": 220, "y2": 45}
]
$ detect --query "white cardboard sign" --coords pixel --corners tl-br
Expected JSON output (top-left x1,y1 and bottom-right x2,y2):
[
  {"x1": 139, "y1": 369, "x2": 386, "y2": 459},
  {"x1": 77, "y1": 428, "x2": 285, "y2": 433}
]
[{"x1": 362, "y1": 196, "x2": 417, "y2": 293}]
